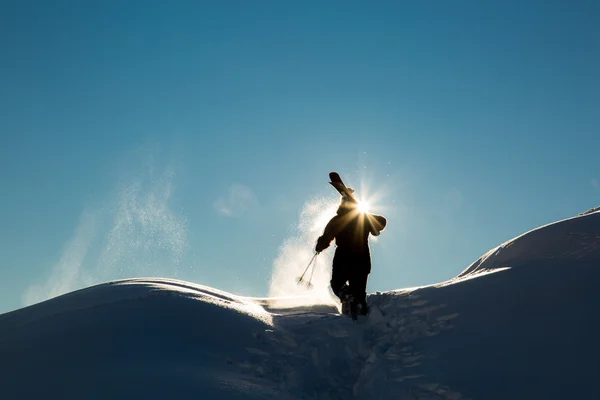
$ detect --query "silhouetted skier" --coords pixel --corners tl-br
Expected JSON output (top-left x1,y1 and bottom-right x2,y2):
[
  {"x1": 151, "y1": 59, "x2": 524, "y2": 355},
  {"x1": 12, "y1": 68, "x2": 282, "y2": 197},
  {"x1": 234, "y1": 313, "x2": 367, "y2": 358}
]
[{"x1": 315, "y1": 194, "x2": 387, "y2": 317}]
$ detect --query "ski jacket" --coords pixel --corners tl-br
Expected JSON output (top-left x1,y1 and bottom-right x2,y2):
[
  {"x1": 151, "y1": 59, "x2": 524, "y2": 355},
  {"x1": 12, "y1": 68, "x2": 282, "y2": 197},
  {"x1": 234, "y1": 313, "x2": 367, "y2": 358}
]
[{"x1": 315, "y1": 206, "x2": 387, "y2": 254}]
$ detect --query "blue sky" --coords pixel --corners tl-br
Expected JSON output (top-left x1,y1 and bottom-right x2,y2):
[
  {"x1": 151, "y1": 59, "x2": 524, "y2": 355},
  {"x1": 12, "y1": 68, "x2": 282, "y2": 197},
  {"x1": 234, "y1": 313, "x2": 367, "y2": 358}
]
[{"x1": 1, "y1": 1, "x2": 599, "y2": 313}]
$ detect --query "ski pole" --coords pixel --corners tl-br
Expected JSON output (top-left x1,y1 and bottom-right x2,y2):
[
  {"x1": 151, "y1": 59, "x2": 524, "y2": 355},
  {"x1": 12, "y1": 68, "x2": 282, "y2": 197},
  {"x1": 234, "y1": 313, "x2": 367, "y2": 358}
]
[
  {"x1": 297, "y1": 253, "x2": 318, "y2": 286},
  {"x1": 306, "y1": 253, "x2": 318, "y2": 289}
]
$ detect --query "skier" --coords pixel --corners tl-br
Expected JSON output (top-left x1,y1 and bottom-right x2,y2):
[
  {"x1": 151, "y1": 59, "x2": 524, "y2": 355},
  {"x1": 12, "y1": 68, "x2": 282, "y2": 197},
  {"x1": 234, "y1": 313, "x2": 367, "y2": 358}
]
[{"x1": 314, "y1": 190, "x2": 387, "y2": 317}]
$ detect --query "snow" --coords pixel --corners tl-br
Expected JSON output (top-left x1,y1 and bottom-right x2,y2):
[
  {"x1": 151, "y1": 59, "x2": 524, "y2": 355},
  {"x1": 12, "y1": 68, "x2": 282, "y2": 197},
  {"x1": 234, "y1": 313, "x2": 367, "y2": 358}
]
[{"x1": 1, "y1": 209, "x2": 600, "y2": 399}]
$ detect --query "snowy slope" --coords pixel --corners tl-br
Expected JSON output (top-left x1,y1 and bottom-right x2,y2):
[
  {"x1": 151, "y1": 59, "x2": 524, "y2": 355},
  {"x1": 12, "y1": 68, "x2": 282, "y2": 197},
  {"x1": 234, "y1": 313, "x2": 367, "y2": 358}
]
[{"x1": 1, "y1": 210, "x2": 599, "y2": 399}]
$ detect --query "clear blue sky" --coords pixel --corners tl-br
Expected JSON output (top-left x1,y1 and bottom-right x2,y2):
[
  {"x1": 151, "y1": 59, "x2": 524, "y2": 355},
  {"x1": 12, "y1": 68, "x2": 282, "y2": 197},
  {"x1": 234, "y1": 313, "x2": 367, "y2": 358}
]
[{"x1": 1, "y1": 1, "x2": 599, "y2": 313}]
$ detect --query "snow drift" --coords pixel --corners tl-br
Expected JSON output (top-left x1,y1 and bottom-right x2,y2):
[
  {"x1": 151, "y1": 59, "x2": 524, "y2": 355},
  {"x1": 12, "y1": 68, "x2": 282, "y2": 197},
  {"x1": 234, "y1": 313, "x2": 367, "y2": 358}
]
[{"x1": 1, "y1": 209, "x2": 599, "y2": 399}]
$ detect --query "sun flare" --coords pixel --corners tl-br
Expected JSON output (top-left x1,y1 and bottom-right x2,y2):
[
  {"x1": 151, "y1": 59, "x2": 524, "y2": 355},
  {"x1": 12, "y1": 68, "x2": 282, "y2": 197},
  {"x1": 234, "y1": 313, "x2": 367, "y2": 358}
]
[{"x1": 357, "y1": 201, "x2": 370, "y2": 214}]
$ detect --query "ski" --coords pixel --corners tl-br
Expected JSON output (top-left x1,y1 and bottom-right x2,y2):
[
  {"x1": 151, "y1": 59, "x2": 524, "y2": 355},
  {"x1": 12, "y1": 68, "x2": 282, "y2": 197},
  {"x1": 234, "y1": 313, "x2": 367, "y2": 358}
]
[{"x1": 329, "y1": 172, "x2": 358, "y2": 203}]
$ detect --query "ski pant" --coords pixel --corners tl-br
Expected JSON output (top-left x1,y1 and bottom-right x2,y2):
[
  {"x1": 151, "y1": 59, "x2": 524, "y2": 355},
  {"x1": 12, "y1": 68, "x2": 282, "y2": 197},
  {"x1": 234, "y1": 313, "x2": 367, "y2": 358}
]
[{"x1": 330, "y1": 249, "x2": 370, "y2": 306}]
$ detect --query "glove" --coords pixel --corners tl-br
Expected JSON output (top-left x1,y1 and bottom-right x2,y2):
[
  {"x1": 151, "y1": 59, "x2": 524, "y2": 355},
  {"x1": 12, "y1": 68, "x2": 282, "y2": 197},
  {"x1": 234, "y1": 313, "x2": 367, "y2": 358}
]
[{"x1": 315, "y1": 236, "x2": 328, "y2": 253}]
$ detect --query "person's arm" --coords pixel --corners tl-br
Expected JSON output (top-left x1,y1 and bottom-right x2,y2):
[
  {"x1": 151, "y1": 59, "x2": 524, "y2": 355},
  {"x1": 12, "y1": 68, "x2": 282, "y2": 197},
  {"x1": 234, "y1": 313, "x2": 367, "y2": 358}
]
[
  {"x1": 367, "y1": 214, "x2": 387, "y2": 236},
  {"x1": 315, "y1": 216, "x2": 339, "y2": 253}
]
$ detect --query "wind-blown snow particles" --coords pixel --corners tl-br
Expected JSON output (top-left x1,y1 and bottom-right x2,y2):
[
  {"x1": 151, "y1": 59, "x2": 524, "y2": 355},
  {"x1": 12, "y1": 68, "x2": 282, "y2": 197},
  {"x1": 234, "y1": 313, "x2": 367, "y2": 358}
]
[{"x1": 1, "y1": 208, "x2": 599, "y2": 399}]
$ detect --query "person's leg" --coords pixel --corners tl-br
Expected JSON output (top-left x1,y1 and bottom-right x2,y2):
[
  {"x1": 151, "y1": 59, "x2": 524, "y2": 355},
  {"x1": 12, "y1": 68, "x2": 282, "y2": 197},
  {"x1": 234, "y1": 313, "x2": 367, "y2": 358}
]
[
  {"x1": 330, "y1": 250, "x2": 351, "y2": 298},
  {"x1": 331, "y1": 270, "x2": 353, "y2": 315},
  {"x1": 357, "y1": 253, "x2": 372, "y2": 315},
  {"x1": 331, "y1": 252, "x2": 356, "y2": 314},
  {"x1": 330, "y1": 266, "x2": 349, "y2": 300},
  {"x1": 357, "y1": 272, "x2": 370, "y2": 315},
  {"x1": 348, "y1": 269, "x2": 370, "y2": 315}
]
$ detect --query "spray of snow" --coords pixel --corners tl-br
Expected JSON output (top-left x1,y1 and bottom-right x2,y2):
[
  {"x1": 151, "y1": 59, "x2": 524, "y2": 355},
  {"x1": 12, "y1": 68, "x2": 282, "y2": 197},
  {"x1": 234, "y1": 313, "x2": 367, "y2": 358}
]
[
  {"x1": 97, "y1": 167, "x2": 187, "y2": 280},
  {"x1": 268, "y1": 197, "x2": 341, "y2": 308},
  {"x1": 22, "y1": 160, "x2": 187, "y2": 307},
  {"x1": 22, "y1": 211, "x2": 97, "y2": 306}
]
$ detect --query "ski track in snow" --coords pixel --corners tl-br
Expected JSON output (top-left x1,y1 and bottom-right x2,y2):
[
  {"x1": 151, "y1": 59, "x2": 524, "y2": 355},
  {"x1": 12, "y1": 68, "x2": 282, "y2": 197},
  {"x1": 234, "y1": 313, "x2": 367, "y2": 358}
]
[
  {"x1": 253, "y1": 292, "x2": 464, "y2": 400},
  {"x1": 1, "y1": 209, "x2": 600, "y2": 399}
]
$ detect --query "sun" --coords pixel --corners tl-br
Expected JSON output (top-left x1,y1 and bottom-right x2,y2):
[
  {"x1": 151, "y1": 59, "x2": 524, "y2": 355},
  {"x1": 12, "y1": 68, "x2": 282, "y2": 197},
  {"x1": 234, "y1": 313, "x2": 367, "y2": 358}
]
[{"x1": 357, "y1": 200, "x2": 370, "y2": 214}]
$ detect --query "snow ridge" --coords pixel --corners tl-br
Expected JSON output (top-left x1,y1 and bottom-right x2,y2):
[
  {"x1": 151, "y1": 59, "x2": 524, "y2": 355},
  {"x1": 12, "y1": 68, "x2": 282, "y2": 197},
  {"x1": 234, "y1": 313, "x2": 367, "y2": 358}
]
[{"x1": 1, "y1": 209, "x2": 600, "y2": 399}]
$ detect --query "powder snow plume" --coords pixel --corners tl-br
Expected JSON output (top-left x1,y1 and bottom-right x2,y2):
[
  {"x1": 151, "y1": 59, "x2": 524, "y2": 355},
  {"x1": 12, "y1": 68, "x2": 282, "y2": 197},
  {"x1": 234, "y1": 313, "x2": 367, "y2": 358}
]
[
  {"x1": 22, "y1": 162, "x2": 187, "y2": 307},
  {"x1": 268, "y1": 197, "x2": 340, "y2": 308}
]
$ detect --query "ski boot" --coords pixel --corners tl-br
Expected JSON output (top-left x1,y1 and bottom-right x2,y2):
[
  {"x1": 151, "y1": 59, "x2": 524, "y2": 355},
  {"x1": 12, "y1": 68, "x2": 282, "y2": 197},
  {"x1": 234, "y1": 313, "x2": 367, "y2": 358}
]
[
  {"x1": 341, "y1": 292, "x2": 354, "y2": 316},
  {"x1": 349, "y1": 298, "x2": 359, "y2": 320},
  {"x1": 358, "y1": 299, "x2": 369, "y2": 316}
]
